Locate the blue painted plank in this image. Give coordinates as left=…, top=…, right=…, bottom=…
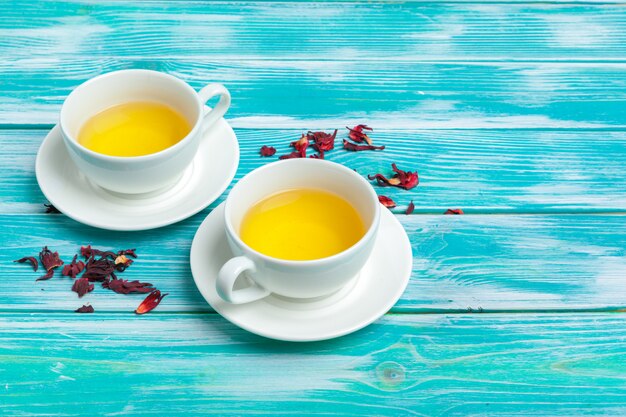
left=2, top=213, right=625, bottom=312
left=2, top=129, right=625, bottom=213
left=1, top=312, right=626, bottom=416
left=2, top=2, right=626, bottom=61
left=2, top=61, right=626, bottom=127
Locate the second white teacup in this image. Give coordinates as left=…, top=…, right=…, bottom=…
left=217, top=159, right=381, bottom=304
left=60, top=69, right=231, bottom=194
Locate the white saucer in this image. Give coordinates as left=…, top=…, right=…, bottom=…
left=190, top=203, right=412, bottom=342
left=35, top=119, right=239, bottom=231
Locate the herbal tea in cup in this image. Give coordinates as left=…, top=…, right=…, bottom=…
left=216, top=159, right=381, bottom=304
left=78, top=101, right=192, bottom=157
left=240, top=188, right=366, bottom=261
left=60, top=69, right=231, bottom=194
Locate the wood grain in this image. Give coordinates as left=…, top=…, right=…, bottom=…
left=2, top=60, right=626, bottom=127
left=1, top=312, right=626, bottom=416
left=2, top=2, right=626, bottom=61
left=2, top=129, right=625, bottom=213
left=3, top=213, right=625, bottom=312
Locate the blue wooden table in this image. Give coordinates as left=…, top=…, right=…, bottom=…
left=2, top=1, right=626, bottom=415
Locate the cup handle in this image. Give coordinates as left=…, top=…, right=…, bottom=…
left=198, top=83, right=231, bottom=135
left=217, top=256, right=270, bottom=304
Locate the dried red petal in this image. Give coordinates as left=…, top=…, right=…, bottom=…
left=368, top=163, right=418, bottom=190
left=343, top=140, right=385, bottom=152
left=117, top=249, right=137, bottom=258
left=62, top=254, right=85, bottom=278
left=135, top=290, right=168, bottom=315
left=444, top=209, right=464, bottom=215
left=75, top=304, right=94, bottom=313
left=80, top=245, right=116, bottom=260
left=290, top=134, right=309, bottom=157
left=39, top=246, right=63, bottom=271
left=309, top=130, right=337, bottom=152
left=347, top=124, right=373, bottom=145
left=378, top=195, right=396, bottom=208
left=72, top=277, right=94, bottom=298
left=405, top=200, right=415, bottom=215
left=14, top=256, right=38, bottom=272
left=82, top=257, right=116, bottom=282
left=279, top=151, right=304, bottom=160
left=309, top=151, right=324, bottom=159
left=103, top=279, right=154, bottom=295
left=37, top=269, right=54, bottom=281
left=260, top=145, right=276, bottom=157
left=44, top=203, right=61, bottom=214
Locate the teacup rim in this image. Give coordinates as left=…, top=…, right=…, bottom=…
left=223, top=158, right=381, bottom=267
left=59, top=69, right=204, bottom=162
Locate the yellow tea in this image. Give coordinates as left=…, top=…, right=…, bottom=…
left=78, top=101, right=191, bottom=157
left=240, top=189, right=366, bottom=261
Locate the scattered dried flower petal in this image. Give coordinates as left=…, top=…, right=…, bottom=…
left=290, top=134, right=309, bottom=157
left=80, top=245, right=116, bottom=260
left=135, top=290, right=168, bottom=315
left=72, top=277, right=94, bottom=298
left=343, top=140, right=385, bottom=152
left=444, top=209, right=464, bottom=215
left=44, top=203, right=61, bottom=214
left=39, top=246, right=63, bottom=272
left=75, top=304, right=94, bottom=313
left=103, top=279, right=154, bottom=295
left=14, top=256, right=38, bottom=272
left=37, top=270, right=54, bottom=281
left=346, top=125, right=373, bottom=145
left=405, top=200, right=415, bottom=215
left=260, top=145, right=276, bottom=157
left=117, top=249, right=137, bottom=258
left=368, top=163, right=418, bottom=190
left=378, top=195, right=396, bottom=208
left=309, top=130, right=337, bottom=152
left=62, top=255, right=85, bottom=278
left=82, top=256, right=116, bottom=282
left=279, top=151, right=304, bottom=160
left=309, top=152, right=324, bottom=159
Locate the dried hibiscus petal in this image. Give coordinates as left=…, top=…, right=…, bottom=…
left=309, top=130, right=337, bottom=152
left=62, top=255, right=85, bottom=278
left=343, top=140, right=385, bottom=152
left=40, top=246, right=63, bottom=271
left=37, top=269, right=54, bottom=281
left=290, top=134, right=309, bottom=156
left=72, top=277, right=94, bottom=298
left=309, top=152, right=324, bottom=159
left=14, top=256, right=38, bottom=272
left=82, top=257, right=116, bottom=282
left=260, top=145, right=276, bottom=157
left=368, top=163, right=418, bottom=190
left=75, top=304, right=94, bottom=313
left=44, top=203, right=61, bottom=214
left=405, top=200, right=415, bottom=215
left=80, top=245, right=116, bottom=260
left=346, top=124, right=373, bottom=145
left=444, top=209, right=464, bottom=215
left=135, top=290, right=168, bottom=315
left=378, top=195, right=396, bottom=208
left=103, top=279, right=154, bottom=295
left=117, top=249, right=137, bottom=258
left=279, top=151, right=303, bottom=160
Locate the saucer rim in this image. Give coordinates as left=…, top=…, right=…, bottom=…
left=35, top=119, right=239, bottom=231
left=190, top=203, right=413, bottom=342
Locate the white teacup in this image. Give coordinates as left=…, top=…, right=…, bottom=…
left=217, top=158, right=381, bottom=304
left=60, top=69, right=231, bottom=194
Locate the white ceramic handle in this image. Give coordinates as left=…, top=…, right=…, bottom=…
left=198, top=83, right=231, bottom=135
left=217, top=256, right=270, bottom=304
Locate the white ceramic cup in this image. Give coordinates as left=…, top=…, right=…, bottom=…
left=217, top=158, right=381, bottom=304
left=60, top=69, right=231, bottom=194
